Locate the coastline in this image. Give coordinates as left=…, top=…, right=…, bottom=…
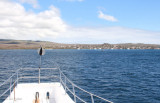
left=0, top=39, right=160, bottom=50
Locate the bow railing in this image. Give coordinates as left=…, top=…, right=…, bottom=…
left=0, top=67, right=113, bottom=103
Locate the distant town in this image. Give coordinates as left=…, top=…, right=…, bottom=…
left=0, top=39, right=160, bottom=50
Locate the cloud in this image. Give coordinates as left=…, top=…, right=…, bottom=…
left=0, top=0, right=67, bottom=40
left=98, top=11, right=118, bottom=22
left=0, top=0, right=160, bottom=44
left=18, top=0, right=39, bottom=8
left=56, top=27, right=160, bottom=44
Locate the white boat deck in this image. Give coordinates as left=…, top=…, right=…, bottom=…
left=3, top=82, right=75, bottom=103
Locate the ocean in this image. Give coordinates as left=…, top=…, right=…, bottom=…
left=0, top=49, right=160, bottom=103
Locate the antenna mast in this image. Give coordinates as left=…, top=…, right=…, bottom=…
left=38, top=46, right=45, bottom=83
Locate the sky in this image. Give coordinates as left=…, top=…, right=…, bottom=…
left=0, top=0, right=160, bottom=44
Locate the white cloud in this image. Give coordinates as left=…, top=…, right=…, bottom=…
left=18, top=0, right=39, bottom=8
left=98, top=11, right=118, bottom=22
left=56, top=27, right=160, bottom=44
left=0, top=0, right=160, bottom=44
left=0, top=0, right=67, bottom=40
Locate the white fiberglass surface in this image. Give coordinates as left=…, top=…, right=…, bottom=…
left=3, top=83, right=74, bottom=103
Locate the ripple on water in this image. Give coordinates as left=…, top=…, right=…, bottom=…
left=0, top=49, right=160, bottom=103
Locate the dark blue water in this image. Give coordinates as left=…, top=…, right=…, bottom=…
left=0, top=49, right=160, bottom=103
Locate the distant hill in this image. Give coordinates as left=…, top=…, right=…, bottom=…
left=0, top=39, right=58, bottom=49
left=0, top=39, right=160, bottom=49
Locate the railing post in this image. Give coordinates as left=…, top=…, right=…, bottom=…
left=59, top=71, right=61, bottom=86
left=39, top=67, right=41, bottom=84
left=14, top=81, right=15, bottom=101
left=72, top=84, right=76, bottom=103
left=65, top=76, right=66, bottom=94
left=91, top=94, right=94, bottom=103
left=10, top=78, right=12, bottom=99
left=17, top=70, right=19, bottom=85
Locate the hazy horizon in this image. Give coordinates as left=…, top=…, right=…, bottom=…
left=1, top=38, right=160, bottom=45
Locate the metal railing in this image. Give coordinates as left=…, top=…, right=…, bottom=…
left=0, top=67, right=113, bottom=103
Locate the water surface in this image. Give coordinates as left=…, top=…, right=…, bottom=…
left=0, top=49, right=160, bottom=103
